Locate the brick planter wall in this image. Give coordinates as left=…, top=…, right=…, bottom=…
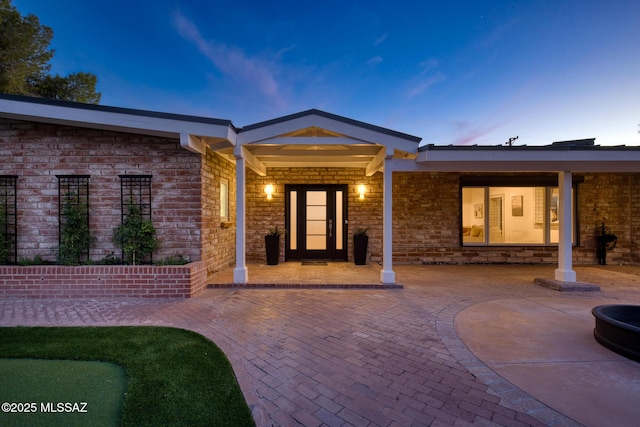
left=0, top=261, right=207, bottom=298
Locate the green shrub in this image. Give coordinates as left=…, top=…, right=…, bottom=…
left=113, top=204, right=159, bottom=265
left=0, top=204, right=10, bottom=264
left=58, top=193, right=93, bottom=265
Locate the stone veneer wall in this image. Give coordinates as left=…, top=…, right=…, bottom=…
left=245, top=168, right=383, bottom=263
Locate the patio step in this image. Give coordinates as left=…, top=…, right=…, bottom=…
left=208, top=283, right=403, bottom=289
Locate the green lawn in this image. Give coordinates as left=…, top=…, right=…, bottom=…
left=0, top=359, right=126, bottom=427
left=0, top=327, right=255, bottom=427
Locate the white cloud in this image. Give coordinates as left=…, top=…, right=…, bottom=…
left=419, top=58, right=439, bottom=73
left=173, top=10, right=281, bottom=102
left=367, top=56, right=383, bottom=66
left=374, top=33, right=388, bottom=46
left=406, top=73, right=445, bottom=98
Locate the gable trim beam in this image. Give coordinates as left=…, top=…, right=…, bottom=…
left=180, top=134, right=207, bottom=155
left=244, top=137, right=372, bottom=146
left=366, top=146, right=394, bottom=176
left=238, top=147, right=267, bottom=176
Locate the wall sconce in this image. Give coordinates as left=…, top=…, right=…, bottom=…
left=264, top=184, right=274, bottom=200
left=358, top=184, right=366, bottom=200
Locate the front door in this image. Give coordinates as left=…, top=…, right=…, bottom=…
left=285, top=185, right=347, bottom=260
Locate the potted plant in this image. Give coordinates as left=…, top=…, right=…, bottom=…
left=265, top=226, right=283, bottom=265
left=353, top=228, right=368, bottom=265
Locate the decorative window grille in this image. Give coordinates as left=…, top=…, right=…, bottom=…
left=57, top=175, right=91, bottom=260
left=0, top=176, right=18, bottom=264
left=119, top=175, right=152, bottom=220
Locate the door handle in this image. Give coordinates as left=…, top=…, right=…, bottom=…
left=329, top=219, right=333, bottom=238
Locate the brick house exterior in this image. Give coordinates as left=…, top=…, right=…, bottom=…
left=2, top=94, right=640, bottom=297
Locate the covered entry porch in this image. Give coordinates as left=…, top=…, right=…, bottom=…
left=219, top=110, right=421, bottom=285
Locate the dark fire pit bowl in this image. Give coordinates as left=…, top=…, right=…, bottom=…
left=592, top=304, right=640, bottom=362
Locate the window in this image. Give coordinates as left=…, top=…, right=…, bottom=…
left=0, top=176, right=17, bottom=264
left=461, top=182, right=576, bottom=246
left=119, top=175, right=152, bottom=221
left=220, top=179, right=229, bottom=222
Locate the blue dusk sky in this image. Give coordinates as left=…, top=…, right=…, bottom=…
left=11, top=0, right=640, bottom=146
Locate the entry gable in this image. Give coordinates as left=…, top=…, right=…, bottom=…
left=232, top=109, right=421, bottom=173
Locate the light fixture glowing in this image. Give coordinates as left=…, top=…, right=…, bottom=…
left=358, top=184, right=366, bottom=200
left=264, top=184, right=274, bottom=200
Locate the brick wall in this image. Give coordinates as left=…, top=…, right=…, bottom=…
left=244, top=169, right=640, bottom=266
left=200, top=149, right=236, bottom=277
left=577, top=173, right=640, bottom=264
left=393, top=172, right=640, bottom=265
left=0, top=119, right=203, bottom=263
left=0, top=261, right=207, bottom=298
left=245, top=168, right=383, bottom=263
left=0, top=119, right=216, bottom=297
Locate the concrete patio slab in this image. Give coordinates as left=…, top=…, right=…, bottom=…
left=456, top=296, right=640, bottom=427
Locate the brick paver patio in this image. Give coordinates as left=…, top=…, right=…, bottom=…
left=1, top=264, right=639, bottom=426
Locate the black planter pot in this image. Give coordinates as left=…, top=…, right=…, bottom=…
left=265, top=234, right=280, bottom=265
left=353, top=235, right=368, bottom=265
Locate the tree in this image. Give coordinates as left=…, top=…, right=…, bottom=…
left=34, top=72, right=100, bottom=104
left=0, top=0, right=101, bottom=103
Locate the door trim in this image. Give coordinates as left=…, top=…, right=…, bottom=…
left=285, top=184, right=348, bottom=261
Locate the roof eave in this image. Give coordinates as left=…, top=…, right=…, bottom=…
left=415, top=146, right=640, bottom=172
left=0, top=93, right=235, bottom=143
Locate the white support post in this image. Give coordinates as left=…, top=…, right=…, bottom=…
left=380, top=152, right=395, bottom=284
left=234, top=147, right=248, bottom=284
left=555, top=171, right=576, bottom=282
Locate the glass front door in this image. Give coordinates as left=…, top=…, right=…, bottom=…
left=285, top=185, right=347, bottom=260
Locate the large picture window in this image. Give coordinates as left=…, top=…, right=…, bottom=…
left=461, top=183, right=575, bottom=246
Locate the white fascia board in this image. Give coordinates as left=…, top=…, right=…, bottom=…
left=415, top=149, right=640, bottom=172
left=238, top=114, right=419, bottom=154
left=0, top=97, right=232, bottom=141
